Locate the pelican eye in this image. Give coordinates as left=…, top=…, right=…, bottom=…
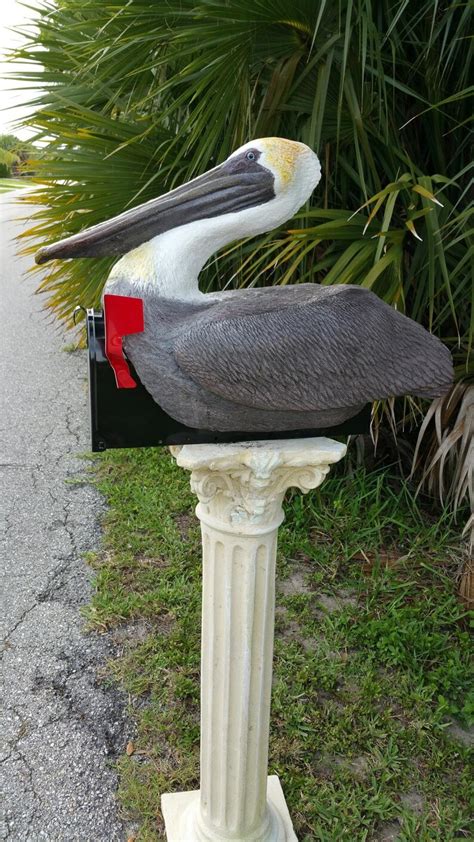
left=246, top=151, right=256, bottom=161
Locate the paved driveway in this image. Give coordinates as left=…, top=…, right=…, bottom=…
left=0, top=193, right=127, bottom=841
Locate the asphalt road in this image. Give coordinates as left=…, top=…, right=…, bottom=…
left=0, top=193, right=128, bottom=841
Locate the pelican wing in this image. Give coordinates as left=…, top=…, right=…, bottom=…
left=174, top=284, right=453, bottom=411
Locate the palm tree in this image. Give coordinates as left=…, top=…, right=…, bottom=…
left=13, top=0, right=473, bottom=509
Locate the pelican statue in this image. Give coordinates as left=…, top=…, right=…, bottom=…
left=36, top=138, right=453, bottom=432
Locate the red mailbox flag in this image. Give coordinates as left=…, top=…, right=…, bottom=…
left=103, top=294, right=144, bottom=388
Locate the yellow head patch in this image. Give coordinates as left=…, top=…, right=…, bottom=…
left=259, top=138, right=304, bottom=188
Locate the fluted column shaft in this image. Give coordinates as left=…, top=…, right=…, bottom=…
left=198, top=512, right=281, bottom=839
left=162, top=438, right=347, bottom=842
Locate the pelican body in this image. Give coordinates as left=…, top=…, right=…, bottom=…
left=36, top=138, right=453, bottom=433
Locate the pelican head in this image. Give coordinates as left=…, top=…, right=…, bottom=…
left=35, top=138, right=321, bottom=266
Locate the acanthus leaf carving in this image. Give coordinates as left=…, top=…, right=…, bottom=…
left=189, top=460, right=333, bottom=527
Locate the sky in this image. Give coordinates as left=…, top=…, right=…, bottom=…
left=0, top=0, right=40, bottom=140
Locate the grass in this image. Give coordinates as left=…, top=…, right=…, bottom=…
left=0, top=177, right=35, bottom=193
left=88, top=449, right=473, bottom=841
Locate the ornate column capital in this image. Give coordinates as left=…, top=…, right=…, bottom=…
left=170, top=437, right=346, bottom=533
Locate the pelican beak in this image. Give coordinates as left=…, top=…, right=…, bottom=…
left=35, top=152, right=274, bottom=264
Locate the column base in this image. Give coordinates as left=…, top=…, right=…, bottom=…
left=161, top=775, right=297, bottom=842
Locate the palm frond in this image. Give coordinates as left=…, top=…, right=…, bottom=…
left=411, top=383, right=474, bottom=521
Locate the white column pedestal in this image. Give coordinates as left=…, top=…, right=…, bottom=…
left=162, top=438, right=346, bottom=842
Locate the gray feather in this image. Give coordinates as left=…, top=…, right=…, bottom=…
left=124, top=283, right=453, bottom=432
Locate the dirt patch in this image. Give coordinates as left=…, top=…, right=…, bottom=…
left=445, top=721, right=474, bottom=747
left=371, top=820, right=400, bottom=841
left=333, top=753, right=370, bottom=780
left=111, top=621, right=152, bottom=646
left=316, top=590, right=358, bottom=614
left=274, top=606, right=318, bottom=652
left=278, top=555, right=316, bottom=596
left=135, top=555, right=169, bottom=568
left=346, top=755, right=370, bottom=779
left=111, top=615, right=175, bottom=650
left=315, top=753, right=370, bottom=781
left=399, top=790, right=425, bottom=814
left=278, top=568, right=308, bottom=596
left=173, top=512, right=195, bottom=541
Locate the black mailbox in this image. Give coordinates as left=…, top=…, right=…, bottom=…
left=86, top=308, right=371, bottom=452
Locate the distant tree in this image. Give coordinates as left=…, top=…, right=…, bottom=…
left=0, top=144, right=20, bottom=177
left=0, top=133, right=21, bottom=150
left=0, top=133, right=36, bottom=175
